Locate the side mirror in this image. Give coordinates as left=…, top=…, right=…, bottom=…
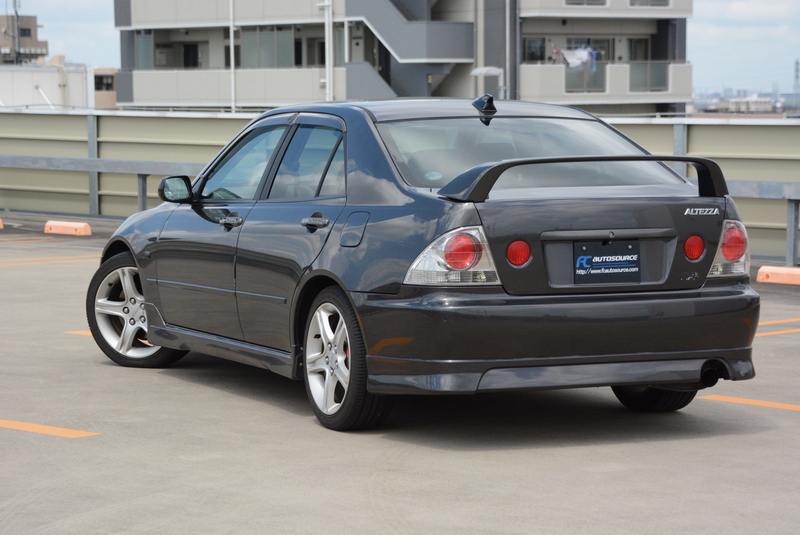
left=158, top=175, right=193, bottom=203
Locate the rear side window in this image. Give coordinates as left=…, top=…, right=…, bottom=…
left=377, top=118, right=683, bottom=191
left=268, top=125, right=344, bottom=199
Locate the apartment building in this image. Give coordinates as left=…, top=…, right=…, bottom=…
left=1, top=14, right=48, bottom=64
left=114, top=0, right=691, bottom=114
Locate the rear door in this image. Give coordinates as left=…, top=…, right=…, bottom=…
left=155, top=117, right=289, bottom=339
left=236, top=113, right=347, bottom=351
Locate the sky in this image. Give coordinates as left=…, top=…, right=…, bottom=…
left=5, top=0, right=800, bottom=95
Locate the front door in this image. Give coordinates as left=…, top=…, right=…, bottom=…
left=155, top=117, right=289, bottom=339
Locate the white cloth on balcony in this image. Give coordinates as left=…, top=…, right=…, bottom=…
left=561, top=49, right=583, bottom=68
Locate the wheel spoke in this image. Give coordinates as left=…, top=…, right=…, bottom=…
left=116, top=322, right=140, bottom=354
left=94, top=298, right=127, bottom=318
left=305, top=349, right=327, bottom=374
left=323, top=372, right=340, bottom=413
left=334, top=363, right=349, bottom=386
left=333, top=317, right=347, bottom=349
left=314, top=306, right=336, bottom=346
left=119, top=268, right=144, bottom=302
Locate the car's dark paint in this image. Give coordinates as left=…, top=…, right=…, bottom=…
left=353, top=281, right=758, bottom=373
left=476, top=195, right=728, bottom=295
left=236, top=196, right=347, bottom=351
left=157, top=202, right=254, bottom=339
left=97, top=98, right=759, bottom=399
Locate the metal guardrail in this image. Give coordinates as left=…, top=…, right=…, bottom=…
left=0, top=154, right=205, bottom=213
left=727, top=180, right=800, bottom=267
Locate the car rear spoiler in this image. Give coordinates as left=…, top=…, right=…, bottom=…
left=437, top=155, right=728, bottom=203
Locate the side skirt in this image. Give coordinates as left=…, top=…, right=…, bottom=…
left=145, top=304, right=296, bottom=379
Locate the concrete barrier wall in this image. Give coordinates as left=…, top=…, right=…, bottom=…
left=0, top=109, right=250, bottom=217
left=612, top=118, right=800, bottom=259
left=1, top=108, right=799, bottom=258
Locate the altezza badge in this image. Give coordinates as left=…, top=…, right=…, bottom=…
left=685, top=208, right=720, bottom=216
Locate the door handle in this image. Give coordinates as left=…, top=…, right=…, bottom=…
left=219, top=212, right=243, bottom=228
left=301, top=216, right=330, bottom=230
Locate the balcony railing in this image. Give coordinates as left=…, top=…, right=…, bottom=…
left=565, top=62, right=606, bottom=93
left=630, top=61, right=669, bottom=92
left=518, top=62, right=691, bottom=103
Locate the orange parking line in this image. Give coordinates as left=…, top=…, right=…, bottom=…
left=755, top=328, right=800, bottom=338
left=699, top=395, right=800, bottom=412
left=65, top=331, right=92, bottom=336
left=0, top=419, right=100, bottom=438
left=759, top=317, right=800, bottom=326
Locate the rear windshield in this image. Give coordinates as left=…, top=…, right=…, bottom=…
left=376, top=117, right=684, bottom=193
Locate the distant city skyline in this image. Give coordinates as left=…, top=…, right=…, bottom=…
left=6, top=0, right=800, bottom=96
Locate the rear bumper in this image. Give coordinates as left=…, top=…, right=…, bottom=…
left=351, top=281, right=759, bottom=394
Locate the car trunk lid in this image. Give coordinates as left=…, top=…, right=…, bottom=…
left=474, top=190, right=728, bottom=295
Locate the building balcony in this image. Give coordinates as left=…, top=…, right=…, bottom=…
left=519, top=61, right=691, bottom=105
left=129, top=67, right=346, bottom=108
left=127, top=0, right=346, bottom=27
left=518, top=0, right=692, bottom=17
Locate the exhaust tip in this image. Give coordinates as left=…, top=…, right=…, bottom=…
left=701, top=368, right=720, bottom=388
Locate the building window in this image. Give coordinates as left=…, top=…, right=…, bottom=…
left=20, top=28, right=32, bottom=37
left=630, top=0, right=669, bottom=5
left=241, top=27, right=294, bottom=68
left=565, top=0, right=606, bottom=5
left=628, top=38, right=649, bottom=61
left=224, top=45, right=241, bottom=68
left=523, top=38, right=545, bottom=63
left=135, top=30, right=153, bottom=69
left=95, top=75, right=115, bottom=91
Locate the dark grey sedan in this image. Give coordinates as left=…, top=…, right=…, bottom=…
left=86, top=96, right=759, bottom=430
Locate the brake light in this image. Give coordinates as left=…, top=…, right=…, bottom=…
left=707, top=220, right=750, bottom=278
left=721, top=226, right=747, bottom=261
left=404, top=227, right=501, bottom=286
left=507, top=240, right=531, bottom=266
left=444, top=233, right=482, bottom=270
left=684, top=235, right=705, bottom=261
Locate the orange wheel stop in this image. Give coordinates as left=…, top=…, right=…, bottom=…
left=44, top=221, right=92, bottom=236
left=756, top=265, right=800, bottom=285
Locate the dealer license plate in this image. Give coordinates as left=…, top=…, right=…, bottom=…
left=573, top=240, right=641, bottom=285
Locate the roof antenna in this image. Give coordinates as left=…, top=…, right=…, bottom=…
left=472, top=94, right=497, bottom=125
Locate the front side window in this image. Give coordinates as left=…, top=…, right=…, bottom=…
left=200, top=126, right=287, bottom=200
left=377, top=118, right=683, bottom=191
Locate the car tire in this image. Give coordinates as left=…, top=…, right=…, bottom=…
left=86, top=252, right=187, bottom=368
left=303, top=286, right=391, bottom=431
left=611, top=385, right=697, bottom=412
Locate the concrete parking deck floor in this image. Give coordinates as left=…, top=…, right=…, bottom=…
left=1, top=220, right=799, bottom=534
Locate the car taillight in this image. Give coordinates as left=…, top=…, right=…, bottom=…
left=404, top=226, right=501, bottom=286
left=684, top=235, right=705, bottom=261
left=507, top=240, right=531, bottom=266
left=721, top=226, right=747, bottom=261
left=444, top=233, right=482, bottom=270
left=708, top=220, right=750, bottom=278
